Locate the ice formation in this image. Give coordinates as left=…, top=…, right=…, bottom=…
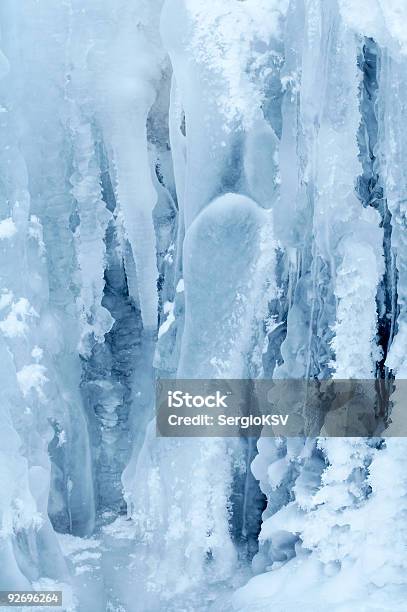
left=1, top=0, right=407, bottom=610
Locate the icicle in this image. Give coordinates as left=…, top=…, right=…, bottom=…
left=9, top=0, right=96, bottom=537
left=0, top=9, right=70, bottom=586
left=69, top=110, right=113, bottom=357
left=251, top=1, right=384, bottom=602
left=95, top=4, right=166, bottom=330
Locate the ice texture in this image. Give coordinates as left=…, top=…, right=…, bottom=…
left=0, top=0, right=407, bottom=611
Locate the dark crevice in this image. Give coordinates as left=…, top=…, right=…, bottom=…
left=357, top=38, right=397, bottom=377
left=80, top=139, right=142, bottom=519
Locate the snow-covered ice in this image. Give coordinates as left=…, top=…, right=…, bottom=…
left=0, top=0, right=407, bottom=610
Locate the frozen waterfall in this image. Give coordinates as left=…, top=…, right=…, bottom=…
left=1, top=0, right=407, bottom=611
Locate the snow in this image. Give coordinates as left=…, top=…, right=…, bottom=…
left=16, top=364, right=48, bottom=399
left=0, top=217, right=16, bottom=239
left=184, top=0, right=288, bottom=127
left=0, top=298, right=38, bottom=337
left=57, top=534, right=101, bottom=557
left=339, top=0, right=407, bottom=56
left=158, top=300, right=175, bottom=338
left=0, top=289, right=13, bottom=310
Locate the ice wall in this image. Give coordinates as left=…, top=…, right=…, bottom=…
left=234, top=2, right=407, bottom=611
left=1, top=0, right=407, bottom=610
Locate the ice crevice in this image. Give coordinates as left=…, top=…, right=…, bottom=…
left=1, top=0, right=407, bottom=611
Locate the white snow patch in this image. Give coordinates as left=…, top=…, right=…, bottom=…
left=339, top=0, right=407, bottom=57
left=57, top=533, right=101, bottom=556
left=31, top=346, right=44, bottom=361
left=57, top=430, right=67, bottom=447
left=0, top=290, right=13, bottom=310
left=71, top=550, right=101, bottom=563
left=0, top=298, right=38, bottom=337
left=158, top=301, right=175, bottom=338
left=16, top=364, right=48, bottom=399
left=75, top=564, right=94, bottom=576
left=186, top=0, right=289, bottom=126
left=29, top=215, right=46, bottom=254
left=0, top=217, right=17, bottom=239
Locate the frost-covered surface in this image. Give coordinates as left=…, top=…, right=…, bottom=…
left=1, top=0, right=407, bottom=610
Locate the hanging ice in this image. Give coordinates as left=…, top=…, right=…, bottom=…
left=0, top=0, right=407, bottom=611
